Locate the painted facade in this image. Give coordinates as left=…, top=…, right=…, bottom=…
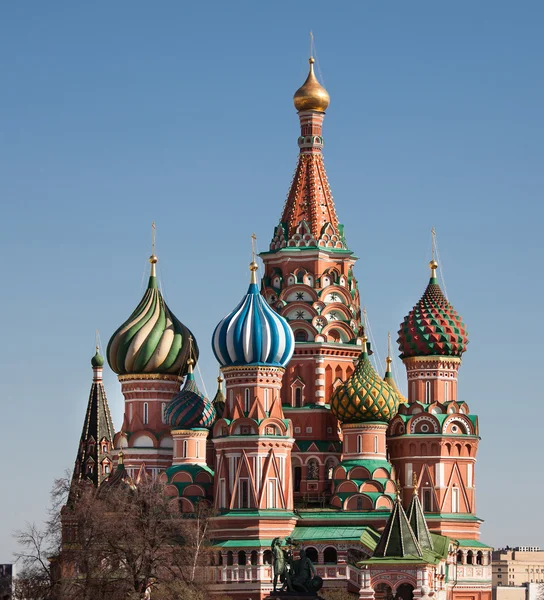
left=65, top=56, right=492, bottom=600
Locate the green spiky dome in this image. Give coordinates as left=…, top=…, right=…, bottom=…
left=107, top=255, right=198, bottom=376
left=330, top=341, right=400, bottom=424
left=398, top=261, right=468, bottom=359
left=91, top=347, right=104, bottom=367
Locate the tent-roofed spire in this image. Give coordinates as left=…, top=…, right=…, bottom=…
left=72, top=346, right=115, bottom=488
left=373, top=483, right=423, bottom=559
left=407, top=473, right=434, bottom=551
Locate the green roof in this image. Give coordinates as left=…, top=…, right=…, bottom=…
left=213, top=539, right=273, bottom=548
left=292, top=526, right=366, bottom=542
left=294, top=440, right=342, bottom=452
left=455, top=539, right=492, bottom=549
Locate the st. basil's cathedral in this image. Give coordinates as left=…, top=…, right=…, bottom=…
left=68, top=57, right=492, bottom=600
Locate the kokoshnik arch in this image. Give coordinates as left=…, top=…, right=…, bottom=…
left=63, top=56, right=491, bottom=600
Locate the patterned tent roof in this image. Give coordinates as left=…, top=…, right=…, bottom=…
left=408, top=490, right=434, bottom=552
left=212, top=264, right=294, bottom=368
left=398, top=262, right=468, bottom=359
left=165, top=368, right=216, bottom=430
left=373, top=497, right=422, bottom=559
left=330, top=341, right=400, bottom=424
left=107, top=255, right=198, bottom=376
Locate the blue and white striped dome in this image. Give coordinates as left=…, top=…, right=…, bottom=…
left=212, top=265, right=295, bottom=368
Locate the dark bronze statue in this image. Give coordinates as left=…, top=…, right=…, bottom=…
left=270, top=537, right=323, bottom=595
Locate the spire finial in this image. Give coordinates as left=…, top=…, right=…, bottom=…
left=249, top=233, right=258, bottom=284
left=412, top=472, right=419, bottom=496
left=149, top=221, right=158, bottom=277
left=118, top=450, right=124, bottom=465
left=187, top=335, right=195, bottom=373
left=310, top=30, right=314, bottom=60
left=395, top=479, right=402, bottom=503
left=217, top=373, right=224, bottom=386
left=361, top=308, right=368, bottom=353
left=429, top=227, right=438, bottom=278
left=386, top=332, right=392, bottom=372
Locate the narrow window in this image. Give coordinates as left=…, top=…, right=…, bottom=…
left=268, top=480, right=276, bottom=508
left=162, top=402, right=166, bottom=423
left=143, top=402, right=149, bottom=425
left=444, top=381, right=449, bottom=403
left=229, top=389, right=233, bottom=411
left=240, top=480, right=249, bottom=508
left=357, top=435, right=362, bottom=454
left=452, top=486, right=459, bottom=513
left=220, top=479, right=226, bottom=508
left=425, top=381, right=431, bottom=403
left=183, top=440, right=188, bottom=458
left=104, top=464, right=110, bottom=474
left=264, top=388, right=269, bottom=412
left=196, top=440, right=200, bottom=458
left=411, top=381, right=416, bottom=401
left=295, top=387, right=302, bottom=407
left=244, top=388, right=250, bottom=413
left=374, top=435, right=378, bottom=453
left=423, top=489, right=432, bottom=512
left=129, top=403, right=133, bottom=421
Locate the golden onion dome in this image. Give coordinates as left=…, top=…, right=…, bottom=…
left=293, top=58, right=330, bottom=112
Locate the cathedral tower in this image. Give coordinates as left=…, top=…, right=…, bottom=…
left=211, top=258, right=297, bottom=540
left=107, top=249, right=198, bottom=477
left=388, top=259, right=480, bottom=539
left=259, top=58, right=363, bottom=502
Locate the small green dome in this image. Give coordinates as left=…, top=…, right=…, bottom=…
left=91, top=347, right=104, bottom=367
left=330, top=340, right=400, bottom=424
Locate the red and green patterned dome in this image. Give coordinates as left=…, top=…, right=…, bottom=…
left=398, top=261, right=468, bottom=360
left=330, top=339, right=400, bottom=424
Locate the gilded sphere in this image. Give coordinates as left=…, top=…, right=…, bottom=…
left=429, top=259, right=438, bottom=270
left=293, top=58, right=330, bottom=113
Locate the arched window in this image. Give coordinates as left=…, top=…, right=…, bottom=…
left=323, top=547, right=337, bottom=564
left=306, top=547, right=318, bottom=563
left=356, top=496, right=363, bottom=510
left=467, top=550, right=474, bottom=565
left=263, top=550, right=273, bottom=565
left=295, top=330, right=308, bottom=342
left=477, top=551, right=484, bottom=565
left=217, top=552, right=223, bottom=566
left=143, top=402, right=149, bottom=425
left=295, top=387, right=302, bottom=407
left=250, top=550, right=258, bottom=565
left=425, top=381, right=431, bottom=403
left=227, top=551, right=233, bottom=566
left=307, top=460, right=319, bottom=480
left=244, top=388, right=250, bottom=413
left=238, top=551, right=247, bottom=566
left=457, top=550, right=464, bottom=564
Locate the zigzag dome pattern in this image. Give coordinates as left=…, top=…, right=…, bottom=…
left=165, top=367, right=216, bottom=430
left=330, top=341, right=401, bottom=424
left=107, top=256, right=198, bottom=376
left=212, top=265, right=295, bottom=368
left=398, top=261, right=468, bottom=359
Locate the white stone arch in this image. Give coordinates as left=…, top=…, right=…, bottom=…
left=410, top=414, right=440, bottom=434
left=443, top=415, right=473, bottom=435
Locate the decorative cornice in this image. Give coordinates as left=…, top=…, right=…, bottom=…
left=118, top=373, right=182, bottom=382
left=403, top=356, right=461, bottom=366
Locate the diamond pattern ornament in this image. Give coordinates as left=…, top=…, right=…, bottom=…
left=398, top=265, right=468, bottom=359
left=330, top=345, right=400, bottom=424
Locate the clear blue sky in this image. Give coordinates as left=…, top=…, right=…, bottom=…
left=1, top=1, right=542, bottom=560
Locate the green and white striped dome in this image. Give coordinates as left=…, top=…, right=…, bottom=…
left=107, top=255, right=198, bottom=376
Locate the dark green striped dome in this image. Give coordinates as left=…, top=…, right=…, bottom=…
left=107, top=256, right=198, bottom=376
